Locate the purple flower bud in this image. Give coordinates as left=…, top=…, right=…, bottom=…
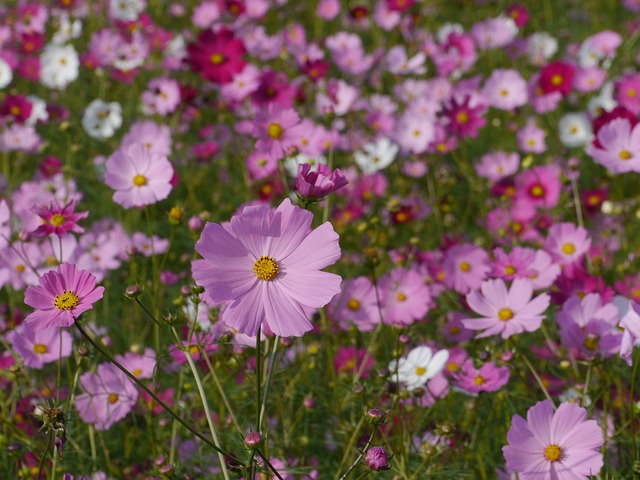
left=244, top=431, right=263, bottom=449
left=295, top=163, right=348, bottom=201
left=365, top=446, right=390, bottom=470
left=366, top=408, right=387, bottom=426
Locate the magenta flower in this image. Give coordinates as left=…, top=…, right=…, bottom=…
left=295, top=163, right=348, bottom=201
left=104, top=143, right=174, bottom=208
left=30, top=199, right=88, bottom=238
left=503, top=400, right=604, bottom=479
left=23, top=263, right=105, bottom=331
left=463, top=278, right=550, bottom=339
left=544, top=222, right=591, bottom=265
left=75, top=363, right=139, bottom=431
left=514, top=165, right=562, bottom=210
left=252, top=104, right=305, bottom=160
left=378, top=267, right=431, bottom=326
left=365, top=446, right=390, bottom=471
left=192, top=199, right=341, bottom=337
left=455, top=361, right=510, bottom=393
left=443, top=244, right=491, bottom=294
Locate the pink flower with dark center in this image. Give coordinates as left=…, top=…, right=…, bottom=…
left=462, top=278, right=550, bottom=339
left=104, top=143, right=174, bottom=208
left=539, top=61, right=576, bottom=97
left=186, top=28, right=247, bottom=84
left=442, top=94, right=487, bottom=139
left=30, top=199, right=88, bottom=238
left=192, top=199, right=341, bottom=337
left=23, top=263, right=105, bottom=331
left=503, top=400, right=604, bottom=479
left=514, top=165, right=561, bottom=209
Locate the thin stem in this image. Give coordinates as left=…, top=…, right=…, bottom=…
left=73, top=320, right=241, bottom=464
left=176, top=327, right=231, bottom=480
left=338, top=428, right=376, bottom=480
left=630, top=349, right=640, bottom=462
left=256, top=327, right=262, bottom=432
left=256, top=449, right=285, bottom=480
left=582, top=361, right=593, bottom=408
left=38, top=431, right=53, bottom=480
left=134, top=298, right=163, bottom=326
left=259, top=336, right=280, bottom=431
left=512, top=341, right=556, bottom=409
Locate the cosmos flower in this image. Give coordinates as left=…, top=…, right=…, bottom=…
left=30, top=199, right=88, bottom=238
left=192, top=199, right=342, bottom=337
left=23, top=263, right=105, bottom=331
left=186, top=28, right=247, bottom=84
left=104, top=143, right=174, bottom=208
left=75, top=362, right=139, bottom=431
left=503, top=400, right=604, bottom=479
left=462, top=278, right=550, bottom=339
left=7, top=323, right=73, bottom=369
left=389, top=345, right=449, bottom=391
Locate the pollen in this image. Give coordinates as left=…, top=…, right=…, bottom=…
left=456, top=111, right=469, bottom=124
left=347, top=298, right=361, bottom=311
left=530, top=184, right=545, bottom=198
left=50, top=213, right=65, bottom=227
left=551, top=74, right=563, bottom=86
left=397, top=293, right=407, bottom=302
left=562, top=243, right=576, bottom=255
left=415, top=366, right=427, bottom=376
left=504, top=265, right=516, bottom=275
left=210, top=53, right=224, bottom=65
left=544, top=444, right=562, bottom=462
left=628, top=88, right=637, bottom=98
left=474, top=375, right=486, bottom=386
left=108, top=393, right=119, bottom=404
left=10, top=106, right=20, bottom=115
left=133, top=369, right=142, bottom=377
left=253, top=256, right=279, bottom=281
left=53, top=290, right=79, bottom=311
left=267, top=123, right=283, bottom=140
left=619, top=150, right=632, bottom=160
left=133, top=174, right=147, bottom=186
left=498, top=308, right=514, bottom=321
left=33, top=344, right=48, bottom=354
left=459, top=261, right=471, bottom=272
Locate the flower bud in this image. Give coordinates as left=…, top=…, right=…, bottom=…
left=244, top=431, right=263, bottom=449
left=168, top=207, right=183, bottom=225
left=366, top=408, right=387, bottom=426
left=365, top=446, right=390, bottom=471
left=125, top=284, right=142, bottom=300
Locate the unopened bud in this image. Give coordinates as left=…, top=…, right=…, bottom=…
left=125, top=284, right=141, bottom=300
left=244, top=432, right=263, bottom=449
left=366, top=408, right=387, bottom=426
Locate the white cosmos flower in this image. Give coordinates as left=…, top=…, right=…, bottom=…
left=354, top=137, right=399, bottom=174
left=39, top=44, right=79, bottom=90
left=588, top=81, right=617, bottom=117
left=527, top=32, right=558, bottom=65
left=26, top=95, right=49, bottom=126
left=558, top=113, right=593, bottom=148
left=389, top=346, right=449, bottom=391
left=0, top=58, right=12, bottom=89
left=52, top=13, right=82, bottom=45
left=109, top=0, right=145, bottom=21
left=82, top=99, right=123, bottom=140
left=284, top=153, right=327, bottom=177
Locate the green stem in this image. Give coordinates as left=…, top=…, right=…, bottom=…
left=512, top=341, right=555, bottom=408
left=256, top=327, right=262, bottom=432
left=256, top=449, right=285, bottom=480
left=258, top=336, right=281, bottom=432
left=338, top=428, right=376, bottom=480
left=73, top=320, right=241, bottom=464
left=38, top=431, right=53, bottom=480
left=630, top=349, right=640, bottom=462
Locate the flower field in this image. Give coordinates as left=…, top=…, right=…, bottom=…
left=1, top=0, right=640, bottom=478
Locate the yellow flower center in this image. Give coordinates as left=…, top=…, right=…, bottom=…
left=16, top=264, right=25, bottom=273
left=189, top=345, right=200, bottom=355
left=628, top=88, right=637, bottom=98
left=267, top=123, right=283, bottom=140
left=397, top=293, right=407, bottom=302
left=474, top=375, right=486, bottom=386
left=500, top=88, right=509, bottom=97
left=210, top=53, right=224, bottom=65
left=132, top=369, right=142, bottom=377
left=551, top=74, right=563, bottom=86
left=347, top=298, right=361, bottom=311
left=10, top=106, right=20, bottom=115
left=415, top=366, right=427, bottom=376
left=530, top=184, right=544, bottom=198
left=583, top=336, right=599, bottom=351
left=562, top=243, right=576, bottom=255
left=456, top=111, right=469, bottom=124
left=449, top=326, right=460, bottom=334
left=133, top=174, right=147, bottom=186
left=253, top=256, right=279, bottom=281
left=108, top=393, right=119, bottom=404
left=619, top=150, right=632, bottom=160
left=504, top=265, right=516, bottom=275
left=544, top=444, right=562, bottom=462
left=498, top=308, right=514, bottom=321
left=50, top=214, right=65, bottom=227
left=33, top=344, right=48, bottom=354
left=53, top=290, right=79, bottom=311
left=459, top=261, right=471, bottom=272
left=447, top=362, right=459, bottom=372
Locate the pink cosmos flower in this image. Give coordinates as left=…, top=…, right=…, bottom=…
left=443, top=244, right=491, bottom=294
left=192, top=199, right=342, bottom=337
left=378, top=267, right=431, bottom=326
left=463, top=278, right=550, bottom=339
left=482, top=69, right=528, bottom=111
left=75, top=363, right=139, bottom=431
left=30, top=199, right=88, bottom=238
left=23, top=263, right=105, bottom=331
left=115, top=349, right=156, bottom=379
left=329, top=277, right=381, bottom=332
left=514, top=165, right=561, bottom=210
left=503, top=400, right=604, bottom=479
left=104, top=143, right=174, bottom=208
left=455, top=361, right=510, bottom=393
left=252, top=104, right=305, bottom=160
left=295, top=163, right=348, bottom=201
left=544, top=222, right=591, bottom=265
left=517, top=118, right=547, bottom=154
left=7, top=323, right=73, bottom=369
left=475, top=151, right=520, bottom=182
left=586, top=118, right=640, bottom=173
left=491, top=247, right=537, bottom=281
